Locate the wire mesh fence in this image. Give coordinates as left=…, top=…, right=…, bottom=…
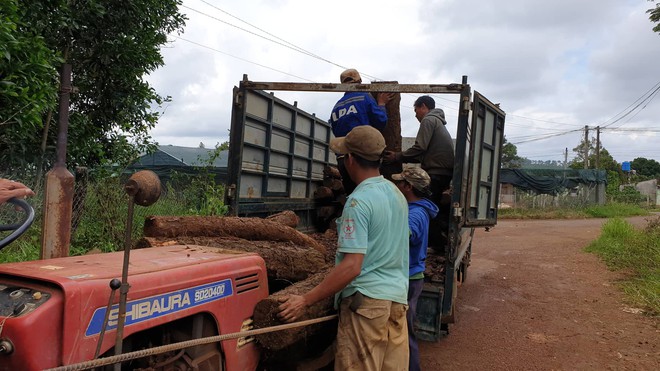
left=499, top=183, right=606, bottom=209
left=1, top=167, right=222, bottom=260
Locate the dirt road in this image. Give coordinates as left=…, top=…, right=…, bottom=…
left=420, top=216, right=659, bottom=371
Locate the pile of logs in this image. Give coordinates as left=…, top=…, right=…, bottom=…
left=138, top=211, right=338, bottom=358
left=314, top=166, right=346, bottom=231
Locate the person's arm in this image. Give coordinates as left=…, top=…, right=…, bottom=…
left=278, top=252, right=363, bottom=322
left=408, top=208, right=425, bottom=248
left=366, top=94, right=389, bottom=131
left=0, top=179, right=34, bottom=204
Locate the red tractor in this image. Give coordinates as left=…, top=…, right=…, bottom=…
left=0, top=175, right=270, bottom=371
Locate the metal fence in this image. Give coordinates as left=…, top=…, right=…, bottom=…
left=499, top=183, right=606, bottom=209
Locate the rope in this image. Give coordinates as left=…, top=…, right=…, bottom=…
left=45, top=314, right=338, bottom=371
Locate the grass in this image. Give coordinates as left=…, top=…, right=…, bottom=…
left=585, top=217, right=660, bottom=317
left=0, top=187, right=197, bottom=263
left=499, top=202, right=650, bottom=220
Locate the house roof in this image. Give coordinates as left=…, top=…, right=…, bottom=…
left=134, top=145, right=228, bottom=168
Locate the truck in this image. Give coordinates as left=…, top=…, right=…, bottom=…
left=0, top=75, right=505, bottom=370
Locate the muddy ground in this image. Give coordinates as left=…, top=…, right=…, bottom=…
left=420, top=216, right=659, bottom=371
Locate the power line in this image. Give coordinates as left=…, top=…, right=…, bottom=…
left=186, top=2, right=353, bottom=73
left=601, top=127, right=660, bottom=133
left=509, top=129, right=582, bottom=145
left=601, top=80, right=660, bottom=128
left=506, top=113, right=583, bottom=127
left=171, top=36, right=315, bottom=82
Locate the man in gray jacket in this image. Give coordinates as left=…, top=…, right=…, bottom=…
left=384, top=95, right=454, bottom=250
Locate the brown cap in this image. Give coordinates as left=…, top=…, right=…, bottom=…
left=392, top=167, right=431, bottom=192
left=330, top=125, right=385, bottom=161
left=340, top=69, right=362, bottom=83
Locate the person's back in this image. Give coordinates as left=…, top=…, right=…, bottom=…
left=392, top=166, right=438, bottom=371
left=330, top=91, right=388, bottom=137
left=329, top=68, right=392, bottom=195
left=336, top=175, right=409, bottom=304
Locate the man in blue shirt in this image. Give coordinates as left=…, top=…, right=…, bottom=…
left=279, top=125, right=410, bottom=371
left=392, top=167, right=439, bottom=371
left=330, top=69, right=393, bottom=194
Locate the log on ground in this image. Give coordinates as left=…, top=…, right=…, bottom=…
left=253, top=268, right=336, bottom=351
left=143, top=216, right=326, bottom=255
left=137, top=236, right=327, bottom=282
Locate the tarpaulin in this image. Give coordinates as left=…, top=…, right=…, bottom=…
left=500, top=169, right=607, bottom=196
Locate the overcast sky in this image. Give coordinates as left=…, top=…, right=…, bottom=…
left=146, top=0, right=660, bottom=164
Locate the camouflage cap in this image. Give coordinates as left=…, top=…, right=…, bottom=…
left=392, top=167, right=431, bottom=192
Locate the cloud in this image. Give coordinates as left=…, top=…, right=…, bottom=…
left=145, top=0, right=660, bottom=162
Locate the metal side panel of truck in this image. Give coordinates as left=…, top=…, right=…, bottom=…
left=225, top=75, right=506, bottom=341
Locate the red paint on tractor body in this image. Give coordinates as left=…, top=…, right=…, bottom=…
left=0, top=245, right=268, bottom=370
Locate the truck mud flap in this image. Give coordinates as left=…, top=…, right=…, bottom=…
left=415, top=282, right=445, bottom=342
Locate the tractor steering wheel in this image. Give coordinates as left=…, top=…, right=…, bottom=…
left=0, top=198, right=35, bottom=250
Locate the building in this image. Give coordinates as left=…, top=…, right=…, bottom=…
left=127, top=145, right=229, bottom=184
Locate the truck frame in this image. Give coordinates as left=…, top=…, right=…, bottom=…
left=225, top=75, right=506, bottom=340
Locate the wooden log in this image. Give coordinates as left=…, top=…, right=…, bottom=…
left=323, top=165, right=341, bottom=179
left=372, top=81, right=403, bottom=180
left=323, top=178, right=344, bottom=192
left=316, top=206, right=336, bottom=219
left=253, top=268, right=336, bottom=351
left=313, top=186, right=334, bottom=200
left=137, top=236, right=327, bottom=282
left=424, top=251, right=446, bottom=283
left=143, top=216, right=326, bottom=255
left=265, top=210, right=300, bottom=228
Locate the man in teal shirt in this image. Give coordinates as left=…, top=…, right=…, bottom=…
left=279, top=125, right=410, bottom=370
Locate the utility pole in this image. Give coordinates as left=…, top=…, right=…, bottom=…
left=595, top=126, right=601, bottom=205
left=563, top=147, right=568, bottom=182
left=595, top=126, right=600, bottom=169
left=583, top=125, right=589, bottom=169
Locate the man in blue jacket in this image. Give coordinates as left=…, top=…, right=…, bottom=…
left=392, top=167, right=439, bottom=371
left=330, top=68, right=393, bottom=194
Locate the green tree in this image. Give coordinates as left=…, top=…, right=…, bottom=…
left=501, top=136, right=523, bottom=168
left=216, top=140, right=230, bottom=151
left=569, top=135, right=596, bottom=169
left=0, top=0, right=60, bottom=169
left=1, top=0, right=186, bottom=173
left=630, top=157, right=660, bottom=178
left=649, top=0, right=660, bottom=33
left=569, top=136, right=619, bottom=173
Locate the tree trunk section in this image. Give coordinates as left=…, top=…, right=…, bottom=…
left=137, top=236, right=327, bottom=282
left=372, top=81, right=403, bottom=179
left=253, top=268, right=336, bottom=351
left=265, top=210, right=300, bottom=228
left=314, top=186, right=334, bottom=200
left=323, top=165, right=341, bottom=179
left=143, top=216, right=326, bottom=255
